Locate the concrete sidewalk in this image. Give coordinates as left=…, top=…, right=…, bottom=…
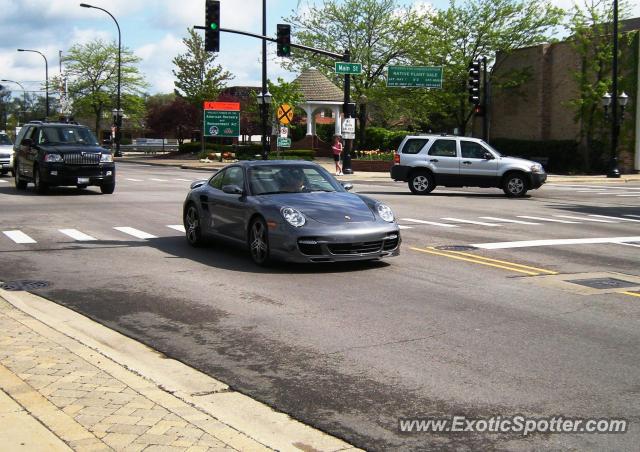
left=115, top=153, right=640, bottom=184
left=0, top=289, right=358, bottom=452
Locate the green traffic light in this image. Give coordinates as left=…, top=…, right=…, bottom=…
left=210, top=23, right=218, bottom=30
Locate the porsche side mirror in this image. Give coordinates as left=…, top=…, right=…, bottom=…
left=190, top=180, right=206, bottom=190
left=222, top=184, right=244, bottom=195
left=342, top=182, right=353, bottom=191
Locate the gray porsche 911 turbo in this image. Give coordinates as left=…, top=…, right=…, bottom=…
left=182, top=160, right=401, bottom=265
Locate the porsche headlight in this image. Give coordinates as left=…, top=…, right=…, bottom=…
left=281, top=207, right=306, bottom=227
left=101, top=153, right=113, bottom=163
left=530, top=163, right=544, bottom=173
left=377, top=203, right=395, bottom=222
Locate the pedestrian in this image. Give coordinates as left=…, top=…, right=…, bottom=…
left=332, top=135, right=343, bottom=175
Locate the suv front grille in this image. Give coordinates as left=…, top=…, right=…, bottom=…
left=328, top=241, right=383, bottom=255
left=64, top=152, right=101, bottom=165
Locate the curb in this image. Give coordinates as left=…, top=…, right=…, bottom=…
left=0, top=289, right=358, bottom=452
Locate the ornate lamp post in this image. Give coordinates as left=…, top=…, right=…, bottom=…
left=602, top=91, right=630, bottom=177
left=80, top=3, right=122, bottom=156
left=257, top=91, right=272, bottom=160
left=16, top=49, right=48, bottom=118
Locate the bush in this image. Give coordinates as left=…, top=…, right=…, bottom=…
left=362, top=127, right=411, bottom=151
left=489, top=138, right=581, bottom=173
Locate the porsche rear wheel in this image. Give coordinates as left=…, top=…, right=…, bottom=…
left=184, top=204, right=204, bottom=247
left=249, top=217, right=270, bottom=266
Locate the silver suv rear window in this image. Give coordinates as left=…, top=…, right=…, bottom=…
left=401, top=138, right=429, bottom=154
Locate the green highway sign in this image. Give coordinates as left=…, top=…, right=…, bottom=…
left=204, top=110, right=240, bottom=137
left=277, top=137, right=292, bottom=148
left=335, top=62, right=362, bottom=75
left=387, top=66, right=443, bottom=88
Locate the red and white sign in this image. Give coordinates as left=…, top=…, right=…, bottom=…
left=203, top=101, right=240, bottom=111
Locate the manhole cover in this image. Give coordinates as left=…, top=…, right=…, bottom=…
left=435, top=245, right=478, bottom=251
left=0, top=280, right=50, bottom=291
left=567, top=277, right=638, bottom=290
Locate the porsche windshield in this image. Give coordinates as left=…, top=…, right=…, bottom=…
left=40, top=127, right=99, bottom=146
left=248, top=165, right=339, bottom=195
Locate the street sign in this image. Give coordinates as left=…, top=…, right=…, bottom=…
left=204, top=110, right=240, bottom=137
left=276, top=103, right=294, bottom=125
left=335, top=62, right=362, bottom=75
left=387, top=66, right=443, bottom=88
left=203, top=101, right=240, bottom=111
left=342, top=118, right=356, bottom=134
left=279, top=126, right=288, bottom=138
left=277, top=137, right=291, bottom=147
left=342, top=133, right=356, bottom=140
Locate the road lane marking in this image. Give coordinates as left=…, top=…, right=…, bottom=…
left=622, top=291, right=640, bottom=298
left=617, top=194, right=640, bottom=197
left=113, top=227, right=157, bottom=240
left=615, top=242, right=640, bottom=248
left=441, top=218, right=501, bottom=227
left=398, top=225, right=413, bottom=230
left=410, top=247, right=542, bottom=275
left=58, top=229, right=97, bottom=241
left=589, top=214, right=640, bottom=223
left=479, top=216, right=540, bottom=225
left=125, top=178, right=143, bottom=182
left=2, top=230, right=37, bottom=244
left=402, top=218, right=458, bottom=228
left=175, top=178, right=193, bottom=182
left=472, top=236, right=640, bottom=249
left=150, top=178, right=168, bottom=182
left=429, top=247, right=557, bottom=274
left=554, top=215, right=618, bottom=223
left=167, top=225, right=186, bottom=232
left=0, top=180, right=8, bottom=183
left=517, top=215, right=580, bottom=224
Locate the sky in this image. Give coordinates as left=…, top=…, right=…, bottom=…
left=0, top=0, right=638, bottom=100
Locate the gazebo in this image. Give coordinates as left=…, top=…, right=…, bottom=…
left=291, top=69, right=344, bottom=154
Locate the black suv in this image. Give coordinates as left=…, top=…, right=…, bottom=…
left=13, top=121, right=116, bottom=194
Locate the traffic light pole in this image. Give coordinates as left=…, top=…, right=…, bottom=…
left=482, top=57, right=488, bottom=142
left=342, top=50, right=353, bottom=174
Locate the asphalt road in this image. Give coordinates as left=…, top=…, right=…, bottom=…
left=1, top=163, right=639, bottom=451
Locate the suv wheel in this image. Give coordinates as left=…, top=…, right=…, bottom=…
left=503, top=172, right=528, bottom=198
left=33, top=166, right=48, bottom=194
left=14, top=167, right=27, bottom=189
left=100, top=182, right=116, bottom=194
left=409, top=171, right=435, bottom=195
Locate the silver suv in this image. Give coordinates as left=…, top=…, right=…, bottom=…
left=391, top=134, right=546, bottom=197
left=0, top=132, right=14, bottom=177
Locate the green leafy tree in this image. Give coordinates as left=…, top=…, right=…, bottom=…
left=172, top=28, right=234, bottom=109
left=411, top=0, right=564, bottom=134
left=59, top=39, right=148, bottom=134
left=566, top=0, right=632, bottom=171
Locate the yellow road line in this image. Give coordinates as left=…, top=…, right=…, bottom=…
left=621, top=291, right=640, bottom=298
left=426, top=247, right=558, bottom=275
left=410, top=246, right=541, bottom=275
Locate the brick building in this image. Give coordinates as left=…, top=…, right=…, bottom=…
left=485, top=22, right=639, bottom=172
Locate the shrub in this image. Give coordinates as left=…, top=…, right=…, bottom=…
left=362, top=127, right=411, bottom=151
left=490, top=138, right=581, bottom=173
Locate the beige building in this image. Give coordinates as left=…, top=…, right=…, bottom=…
left=487, top=23, right=640, bottom=172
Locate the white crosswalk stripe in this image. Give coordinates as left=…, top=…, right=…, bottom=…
left=441, top=218, right=501, bottom=227
left=58, top=229, right=97, bottom=241
left=398, top=225, right=413, bottom=230
left=401, top=218, right=458, bottom=228
left=175, top=178, right=193, bottom=182
left=554, top=215, right=618, bottom=223
left=167, top=225, right=186, bottom=232
left=0, top=179, right=9, bottom=184
left=589, top=214, right=640, bottom=223
left=125, top=178, right=143, bottom=182
left=150, top=178, right=168, bottom=182
left=479, top=216, right=540, bottom=225
left=3, top=230, right=37, bottom=244
left=113, top=227, right=157, bottom=239
left=517, top=215, right=580, bottom=224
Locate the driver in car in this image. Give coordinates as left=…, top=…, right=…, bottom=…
left=281, top=168, right=306, bottom=193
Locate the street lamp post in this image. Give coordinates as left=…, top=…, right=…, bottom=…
left=1, top=79, right=27, bottom=123
left=16, top=49, right=48, bottom=118
left=607, top=0, right=621, bottom=178
left=257, top=91, right=272, bottom=159
left=358, top=94, right=367, bottom=155
left=80, top=3, right=122, bottom=157
left=602, top=91, right=630, bottom=173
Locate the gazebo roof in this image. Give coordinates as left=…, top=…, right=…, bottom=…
left=294, top=68, right=343, bottom=102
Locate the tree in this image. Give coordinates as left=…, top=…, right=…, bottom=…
left=60, top=39, right=147, bottom=134
left=566, top=0, right=633, bottom=172
left=172, top=28, right=234, bottom=109
left=145, top=95, right=199, bottom=144
left=285, top=0, right=423, bottom=103
left=412, top=0, right=564, bottom=134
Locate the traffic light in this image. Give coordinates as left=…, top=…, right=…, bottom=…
left=205, top=0, right=220, bottom=52
left=343, top=102, right=356, bottom=117
left=473, top=104, right=485, bottom=116
left=277, top=24, right=291, bottom=57
left=467, top=60, right=481, bottom=105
